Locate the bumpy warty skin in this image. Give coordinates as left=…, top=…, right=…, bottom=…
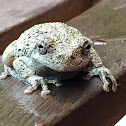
left=0, top=22, right=118, bottom=95
left=3, top=22, right=92, bottom=72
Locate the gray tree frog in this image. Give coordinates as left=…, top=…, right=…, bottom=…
left=0, top=22, right=118, bottom=95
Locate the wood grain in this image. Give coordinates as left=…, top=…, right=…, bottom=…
left=1, top=40, right=126, bottom=126
left=56, top=0, right=126, bottom=125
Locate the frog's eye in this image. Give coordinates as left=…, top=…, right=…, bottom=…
left=37, top=44, right=43, bottom=48
left=37, top=43, right=47, bottom=55
left=82, top=41, right=91, bottom=55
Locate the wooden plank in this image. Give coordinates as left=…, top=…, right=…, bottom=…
left=0, top=0, right=94, bottom=55
left=1, top=39, right=126, bottom=126
left=67, top=0, right=126, bottom=40
left=0, top=0, right=126, bottom=126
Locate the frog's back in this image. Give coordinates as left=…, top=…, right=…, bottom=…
left=13, top=23, right=71, bottom=58
left=16, top=22, right=92, bottom=72
left=2, top=40, right=17, bottom=66
left=3, top=22, right=92, bottom=71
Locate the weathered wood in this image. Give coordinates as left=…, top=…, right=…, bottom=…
left=0, top=0, right=126, bottom=126
left=1, top=39, right=126, bottom=126
left=67, top=0, right=126, bottom=40
left=0, top=0, right=95, bottom=55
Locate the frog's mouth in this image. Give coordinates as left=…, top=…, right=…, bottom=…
left=63, top=54, right=90, bottom=72
left=58, top=41, right=91, bottom=72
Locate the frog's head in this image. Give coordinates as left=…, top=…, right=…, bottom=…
left=62, top=39, right=91, bottom=72
left=35, top=37, right=92, bottom=72
left=34, top=33, right=92, bottom=72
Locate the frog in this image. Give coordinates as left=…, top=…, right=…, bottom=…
left=0, top=22, right=118, bottom=95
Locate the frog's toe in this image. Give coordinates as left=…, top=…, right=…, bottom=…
left=85, top=66, right=118, bottom=92
left=24, top=86, right=35, bottom=94
left=103, top=83, right=110, bottom=92
left=98, top=67, right=118, bottom=92
left=112, top=85, right=117, bottom=92
left=106, top=73, right=118, bottom=92
left=0, top=72, right=8, bottom=79
left=24, top=89, right=33, bottom=94
left=41, top=90, right=51, bottom=96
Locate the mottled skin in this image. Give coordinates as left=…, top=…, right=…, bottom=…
left=0, top=22, right=117, bottom=95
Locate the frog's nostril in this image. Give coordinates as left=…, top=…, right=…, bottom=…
left=37, top=44, right=43, bottom=48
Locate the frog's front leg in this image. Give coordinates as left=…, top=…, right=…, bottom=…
left=25, top=75, right=50, bottom=95
left=0, top=69, right=9, bottom=79
left=12, top=56, right=50, bottom=95
left=84, top=47, right=118, bottom=92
